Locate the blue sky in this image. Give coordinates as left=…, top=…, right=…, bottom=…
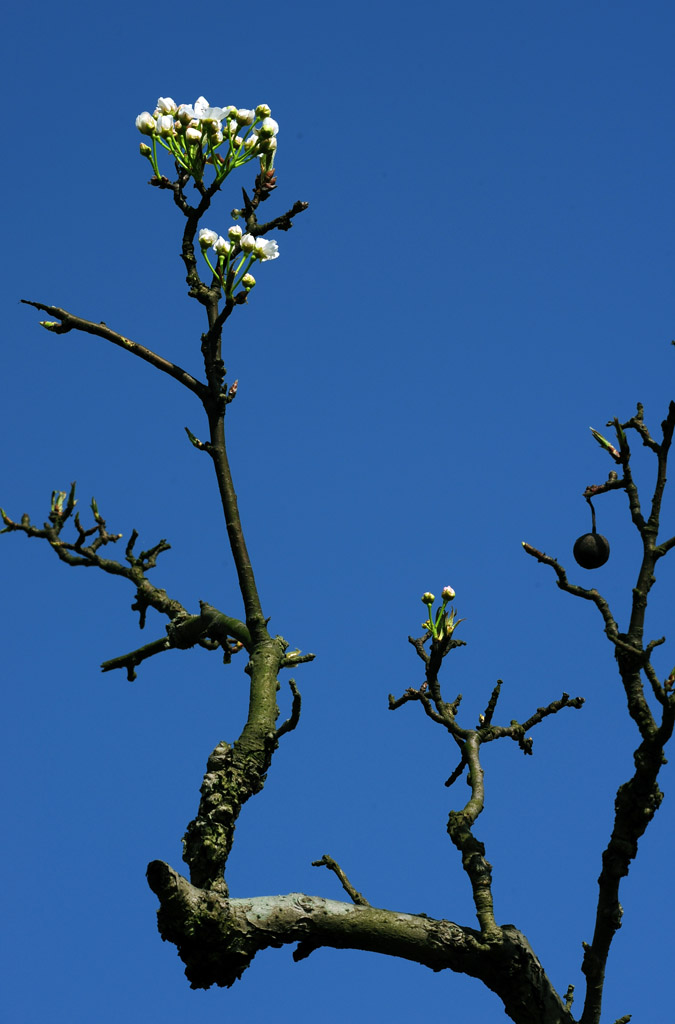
left=3, top=2, right=675, bottom=1021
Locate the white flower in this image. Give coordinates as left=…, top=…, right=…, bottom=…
left=228, top=225, right=243, bottom=241
left=198, top=228, right=218, bottom=248
left=193, top=96, right=210, bottom=119
left=256, top=104, right=272, bottom=118
left=157, top=97, right=177, bottom=114
left=186, top=125, right=202, bottom=143
left=135, top=112, right=156, bottom=135
left=260, top=117, right=279, bottom=137
left=254, top=237, right=279, bottom=261
left=244, top=133, right=259, bottom=152
left=242, top=273, right=256, bottom=288
left=155, top=114, right=175, bottom=137
left=240, top=233, right=256, bottom=253
left=213, top=236, right=231, bottom=256
left=176, top=104, right=194, bottom=124
left=235, top=108, right=255, bottom=125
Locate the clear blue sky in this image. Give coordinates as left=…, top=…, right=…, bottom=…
left=3, top=2, right=674, bottom=1022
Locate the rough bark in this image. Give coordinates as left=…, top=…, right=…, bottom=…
left=147, top=860, right=575, bottom=1024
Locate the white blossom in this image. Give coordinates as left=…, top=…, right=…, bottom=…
left=176, top=104, right=194, bottom=124
left=228, top=225, right=243, bottom=241
left=254, top=237, right=279, bottom=261
left=193, top=96, right=210, bottom=119
left=198, top=228, right=218, bottom=248
left=260, top=117, right=279, bottom=137
left=155, top=114, right=175, bottom=137
left=240, top=234, right=256, bottom=253
left=157, top=97, right=177, bottom=114
left=186, top=125, right=202, bottom=143
left=241, top=273, right=256, bottom=288
left=235, top=108, right=255, bottom=125
left=213, top=236, right=231, bottom=256
left=256, top=104, right=271, bottom=118
left=135, top=112, right=156, bottom=135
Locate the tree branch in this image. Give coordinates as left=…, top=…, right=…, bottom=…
left=146, top=861, right=576, bottom=1024
left=312, top=854, right=371, bottom=906
left=21, top=300, right=207, bottom=398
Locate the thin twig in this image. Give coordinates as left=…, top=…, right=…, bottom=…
left=311, top=855, right=370, bottom=906
left=21, top=301, right=207, bottom=398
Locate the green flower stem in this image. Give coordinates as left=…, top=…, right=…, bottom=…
left=202, top=251, right=218, bottom=279
left=150, top=138, right=161, bottom=178
left=231, top=254, right=255, bottom=293
left=434, top=598, right=449, bottom=634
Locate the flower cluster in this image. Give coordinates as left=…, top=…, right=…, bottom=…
left=198, top=224, right=279, bottom=298
left=421, top=586, right=463, bottom=641
left=135, top=96, right=279, bottom=184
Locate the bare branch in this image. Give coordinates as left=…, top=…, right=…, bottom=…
left=1, top=489, right=188, bottom=625
left=146, top=862, right=575, bottom=1023
left=521, top=542, right=619, bottom=640
left=311, top=854, right=370, bottom=906
left=275, top=679, right=302, bottom=739
left=21, top=300, right=207, bottom=398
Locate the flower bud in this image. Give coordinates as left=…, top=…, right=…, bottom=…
left=228, top=225, right=243, bottom=241
left=198, top=228, right=218, bottom=248
left=242, top=273, right=256, bottom=289
left=213, top=236, right=231, bottom=256
left=260, top=116, right=279, bottom=137
left=186, top=125, right=202, bottom=143
left=421, top=593, right=435, bottom=605
left=139, top=143, right=152, bottom=156
left=235, top=108, right=255, bottom=125
left=240, top=233, right=256, bottom=253
left=244, top=133, right=259, bottom=151
left=135, top=112, right=156, bottom=135
left=176, top=104, right=194, bottom=124
left=256, top=104, right=272, bottom=118
left=157, top=96, right=177, bottom=114
left=155, top=114, right=175, bottom=137
left=441, top=586, right=456, bottom=601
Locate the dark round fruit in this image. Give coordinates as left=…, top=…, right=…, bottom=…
left=573, top=533, right=610, bottom=569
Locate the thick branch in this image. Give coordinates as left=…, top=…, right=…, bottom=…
left=181, top=636, right=287, bottom=891
left=580, top=706, right=675, bottom=1024
left=146, top=861, right=575, bottom=1024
